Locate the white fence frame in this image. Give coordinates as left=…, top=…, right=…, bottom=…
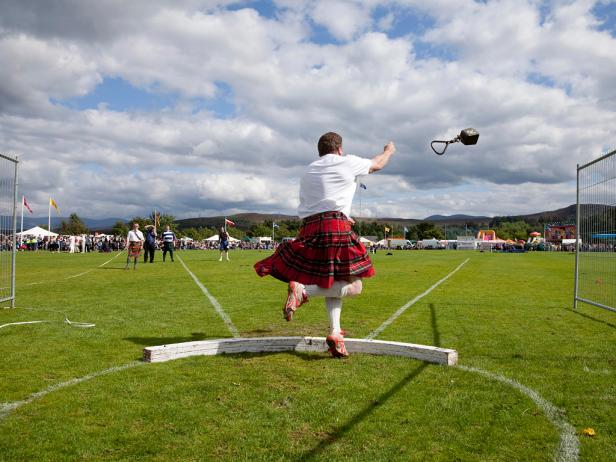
left=574, top=149, right=616, bottom=313
left=0, top=153, right=18, bottom=308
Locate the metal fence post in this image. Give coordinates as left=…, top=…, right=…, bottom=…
left=11, top=156, right=18, bottom=307
left=574, top=163, right=580, bottom=310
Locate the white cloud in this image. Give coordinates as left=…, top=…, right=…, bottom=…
left=311, top=0, right=373, bottom=41
left=0, top=0, right=615, bottom=221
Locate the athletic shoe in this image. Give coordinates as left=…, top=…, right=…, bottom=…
left=283, top=281, right=308, bottom=321
left=326, top=333, right=349, bottom=358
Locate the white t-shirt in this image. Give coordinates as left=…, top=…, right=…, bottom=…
left=298, top=154, right=372, bottom=219
left=127, top=230, right=144, bottom=242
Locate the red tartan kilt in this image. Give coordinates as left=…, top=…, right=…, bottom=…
left=254, top=211, right=375, bottom=288
left=128, top=242, right=142, bottom=257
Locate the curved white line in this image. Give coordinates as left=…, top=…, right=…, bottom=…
left=0, top=362, right=143, bottom=421
left=457, top=365, right=579, bottom=462
left=177, top=256, right=240, bottom=338
left=0, top=357, right=580, bottom=462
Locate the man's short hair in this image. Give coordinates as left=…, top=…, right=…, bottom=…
left=318, top=132, right=342, bottom=156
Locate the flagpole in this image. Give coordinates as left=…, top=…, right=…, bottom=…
left=359, top=186, right=362, bottom=238
left=20, top=195, right=24, bottom=236
left=48, top=196, right=51, bottom=233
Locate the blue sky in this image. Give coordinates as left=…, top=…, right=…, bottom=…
left=55, top=77, right=238, bottom=118
left=1, top=0, right=615, bottom=219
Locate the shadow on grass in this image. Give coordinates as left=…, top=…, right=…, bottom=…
left=567, top=307, right=616, bottom=330
left=430, top=303, right=441, bottom=347
left=243, top=328, right=275, bottom=335
left=297, top=362, right=429, bottom=461
left=124, top=332, right=211, bottom=346
left=297, top=304, right=442, bottom=460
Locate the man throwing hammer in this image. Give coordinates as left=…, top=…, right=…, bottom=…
left=255, top=132, right=395, bottom=357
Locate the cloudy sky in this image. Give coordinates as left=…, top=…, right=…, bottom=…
left=1, top=0, right=615, bottom=220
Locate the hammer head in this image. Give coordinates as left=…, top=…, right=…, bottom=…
left=459, top=128, right=479, bottom=145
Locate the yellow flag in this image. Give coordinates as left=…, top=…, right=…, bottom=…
left=384, top=227, right=390, bottom=232
left=50, top=198, right=60, bottom=212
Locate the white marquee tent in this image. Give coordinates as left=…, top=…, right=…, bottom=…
left=205, top=234, right=240, bottom=242
left=17, top=226, right=58, bottom=238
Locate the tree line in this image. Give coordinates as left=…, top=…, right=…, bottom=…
left=48, top=213, right=547, bottom=242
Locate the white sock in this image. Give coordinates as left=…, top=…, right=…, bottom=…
left=325, top=297, right=342, bottom=335
left=305, top=281, right=346, bottom=298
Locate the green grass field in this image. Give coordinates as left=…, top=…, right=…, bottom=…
left=1, top=250, right=614, bottom=461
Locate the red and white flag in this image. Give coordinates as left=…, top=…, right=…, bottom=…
left=225, top=218, right=236, bottom=227
left=23, top=197, right=33, bottom=214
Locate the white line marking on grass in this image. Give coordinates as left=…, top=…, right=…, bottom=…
left=0, top=362, right=143, bottom=421
left=177, top=256, right=240, bottom=338
left=65, top=252, right=121, bottom=279
left=65, top=269, right=94, bottom=279
left=98, top=252, right=122, bottom=267
left=20, top=253, right=123, bottom=285
left=457, top=365, right=579, bottom=462
left=366, top=258, right=470, bottom=340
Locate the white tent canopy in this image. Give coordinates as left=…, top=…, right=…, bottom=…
left=17, top=226, right=58, bottom=238
left=205, top=234, right=240, bottom=242
left=256, top=236, right=272, bottom=242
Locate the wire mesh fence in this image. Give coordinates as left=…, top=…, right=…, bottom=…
left=575, top=149, right=616, bottom=313
left=0, top=153, right=18, bottom=307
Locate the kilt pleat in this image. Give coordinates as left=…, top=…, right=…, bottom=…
left=254, top=211, right=375, bottom=288
left=128, top=242, right=142, bottom=257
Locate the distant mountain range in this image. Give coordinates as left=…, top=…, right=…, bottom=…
left=13, top=204, right=582, bottom=232
left=176, top=213, right=295, bottom=230
left=175, top=204, right=580, bottom=229
left=18, top=216, right=124, bottom=231
left=424, top=214, right=490, bottom=222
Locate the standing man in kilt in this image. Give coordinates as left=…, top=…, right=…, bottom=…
left=125, top=222, right=145, bottom=270
left=254, top=132, right=395, bottom=357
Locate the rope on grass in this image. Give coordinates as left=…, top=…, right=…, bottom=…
left=0, top=318, right=95, bottom=330
left=1, top=306, right=96, bottom=330
left=0, top=320, right=48, bottom=330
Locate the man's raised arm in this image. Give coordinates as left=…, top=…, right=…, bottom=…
left=369, top=141, right=396, bottom=173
